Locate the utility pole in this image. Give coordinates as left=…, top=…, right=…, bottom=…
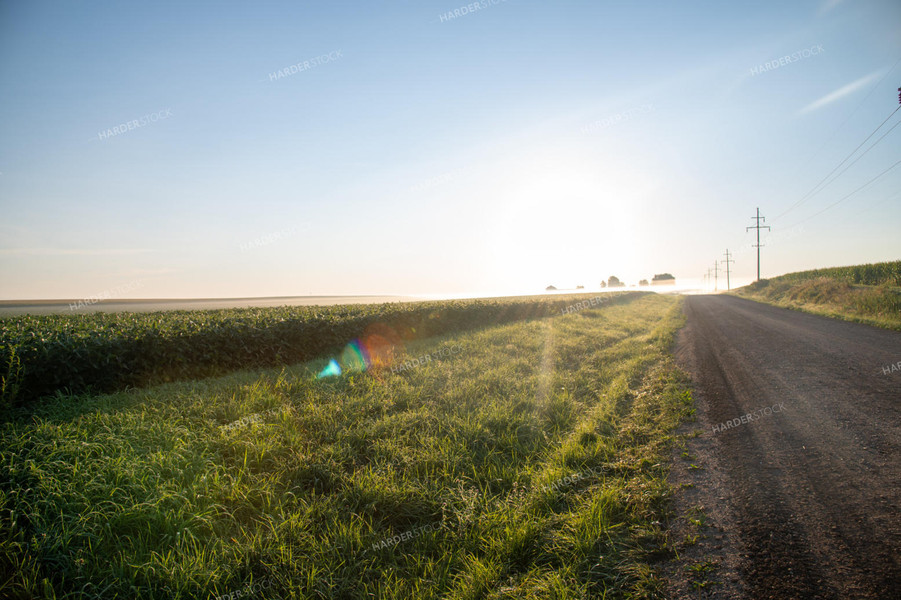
left=713, top=261, right=720, bottom=292
left=722, top=249, right=734, bottom=290
left=746, top=207, right=770, bottom=281
left=706, top=268, right=713, bottom=292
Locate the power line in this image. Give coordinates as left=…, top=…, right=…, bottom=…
left=774, top=104, right=901, bottom=220
left=803, top=117, right=901, bottom=204
left=784, top=158, right=901, bottom=228
left=856, top=187, right=901, bottom=217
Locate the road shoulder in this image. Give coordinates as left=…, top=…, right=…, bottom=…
left=657, top=303, right=748, bottom=599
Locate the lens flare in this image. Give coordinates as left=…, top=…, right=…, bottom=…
left=341, top=339, right=370, bottom=373
left=317, top=358, right=342, bottom=378
left=316, top=323, right=405, bottom=378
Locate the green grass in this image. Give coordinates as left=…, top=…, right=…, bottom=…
left=0, top=294, right=693, bottom=599
left=732, top=260, right=901, bottom=330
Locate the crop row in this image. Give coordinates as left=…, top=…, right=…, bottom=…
left=775, top=260, right=901, bottom=287
left=0, top=292, right=641, bottom=408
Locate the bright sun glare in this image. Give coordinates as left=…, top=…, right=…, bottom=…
left=483, top=150, right=655, bottom=291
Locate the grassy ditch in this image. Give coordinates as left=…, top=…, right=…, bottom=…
left=732, top=262, right=901, bottom=330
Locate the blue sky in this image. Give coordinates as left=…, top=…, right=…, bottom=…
left=1, top=0, right=899, bottom=299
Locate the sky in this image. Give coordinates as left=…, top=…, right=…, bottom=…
left=1, top=0, right=899, bottom=300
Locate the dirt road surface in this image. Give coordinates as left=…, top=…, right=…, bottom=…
left=666, top=295, right=901, bottom=599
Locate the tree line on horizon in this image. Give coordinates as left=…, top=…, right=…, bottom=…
left=546, top=273, right=675, bottom=291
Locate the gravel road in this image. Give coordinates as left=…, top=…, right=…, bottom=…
left=666, top=295, right=901, bottom=599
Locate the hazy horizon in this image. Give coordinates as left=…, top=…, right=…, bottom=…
left=0, top=285, right=685, bottom=315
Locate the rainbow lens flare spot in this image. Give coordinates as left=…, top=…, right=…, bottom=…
left=317, top=358, right=342, bottom=378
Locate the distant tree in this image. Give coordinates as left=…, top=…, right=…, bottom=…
left=546, top=285, right=557, bottom=291
left=651, top=273, right=676, bottom=286
left=608, top=276, right=625, bottom=288
left=600, top=281, right=607, bottom=288
left=576, top=285, right=584, bottom=289
left=639, top=279, right=649, bottom=286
